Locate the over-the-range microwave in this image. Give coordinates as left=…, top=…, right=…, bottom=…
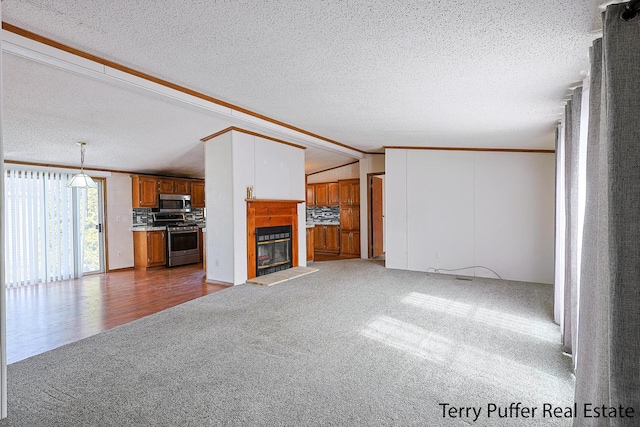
left=158, top=194, right=192, bottom=213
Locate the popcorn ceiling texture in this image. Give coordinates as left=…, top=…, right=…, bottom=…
left=2, top=0, right=602, bottom=175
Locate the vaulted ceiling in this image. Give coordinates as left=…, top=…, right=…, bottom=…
left=2, top=1, right=605, bottom=178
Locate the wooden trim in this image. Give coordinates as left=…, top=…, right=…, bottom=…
left=200, top=126, right=306, bottom=150
left=246, top=200, right=300, bottom=280
left=383, top=146, right=555, bottom=154
left=245, top=199, right=304, bottom=203
left=4, top=160, right=203, bottom=180
left=2, top=22, right=365, bottom=154
left=98, top=177, right=110, bottom=273
left=106, top=267, right=135, bottom=273
left=306, top=160, right=360, bottom=177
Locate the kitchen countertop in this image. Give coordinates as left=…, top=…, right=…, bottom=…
left=307, top=221, right=340, bottom=226
left=132, top=223, right=205, bottom=232
left=132, top=226, right=166, bottom=231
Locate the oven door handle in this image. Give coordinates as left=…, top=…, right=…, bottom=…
left=168, top=229, right=198, bottom=234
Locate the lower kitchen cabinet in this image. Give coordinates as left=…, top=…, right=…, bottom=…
left=340, top=231, right=360, bottom=257
left=314, top=225, right=340, bottom=254
left=306, top=227, right=315, bottom=262
left=134, top=230, right=166, bottom=269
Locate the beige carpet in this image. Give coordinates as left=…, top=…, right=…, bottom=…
left=247, top=266, right=319, bottom=286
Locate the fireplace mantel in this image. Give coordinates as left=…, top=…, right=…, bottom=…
left=246, top=199, right=303, bottom=280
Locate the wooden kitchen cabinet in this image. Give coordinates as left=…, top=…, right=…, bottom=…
left=314, top=224, right=339, bottom=254
left=158, top=178, right=175, bottom=194
left=174, top=180, right=190, bottom=195
left=314, top=183, right=329, bottom=206
left=340, top=231, right=361, bottom=257
left=325, top=225, right=340, bottom=252
left=306, top=185, right=316, bottom=206
left=339, top=179, right=360, bottom=206
left=158, top=178, right=190, bottom=195
left=313, top=225, right=324, bottom=250
left=339, top=179, right=360, bottom=257
left=134, top=230, right=166, bottom=269
left=191, top=181, right=205, bottom=208
left=306, top=227, right=315, bottom=262
left=132, top=175, right=159, bottom=208
left=328, top=183, right=340, bottom=206
left=340, top=207, right=360, bottom=231
left=306, top=182, right=340, bottom=206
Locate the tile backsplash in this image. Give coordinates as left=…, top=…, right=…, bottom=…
left=186, top=209, right=205, bottom=223
left=307, top=206, right=340, bottom=223
left=132, top=208, right=205, bottom=226
left=132, top=208, right=153, bottom=226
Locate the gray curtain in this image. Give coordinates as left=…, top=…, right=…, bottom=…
left=574, top=37, right=611, bottom=427
left=574, top=3, right=640, bottom=425
left=563, top=87, right=582, bottom=355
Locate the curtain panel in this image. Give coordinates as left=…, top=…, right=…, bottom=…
left=563, top=87, right=582, bottom=356
left=574, top=37, right=612, bottom=427
left=3, top=169, right=86, bottom=287
left=574, top=3, right=640, bottom=425
left=602, top=3, right=640, bottom=419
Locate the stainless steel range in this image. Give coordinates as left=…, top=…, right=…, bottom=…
left=152, top=213, right=200, bottom=267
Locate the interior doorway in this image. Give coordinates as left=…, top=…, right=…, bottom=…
left=368, top=173, right=385, bottom=258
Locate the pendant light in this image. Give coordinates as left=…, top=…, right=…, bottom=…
left=66, top=142, right=97, bottom=188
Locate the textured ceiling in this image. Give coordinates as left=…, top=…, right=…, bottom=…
left=2, top=0, right=606, bottom=177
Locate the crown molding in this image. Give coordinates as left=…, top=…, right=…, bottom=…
left=383, top=146, right=555, bottom=154
left=200, top=126, right=307, bottom=150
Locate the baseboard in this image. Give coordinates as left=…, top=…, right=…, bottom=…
left=107, top=267, right=135, bottom=273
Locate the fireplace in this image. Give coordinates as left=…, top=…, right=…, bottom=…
left=246, top=199, right=302, bottom=280
left=256, top=225, right=292, bottom=276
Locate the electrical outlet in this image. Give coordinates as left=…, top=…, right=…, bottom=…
left=435, top=251, right=441, bottom=259
left=215, top=259, right=220, bottom=266
left=117, top=251, right=121, bottom=257
left=116, top=215, right=122, bottom=222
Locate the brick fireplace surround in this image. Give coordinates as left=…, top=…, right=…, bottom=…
left=246, top=199, right=303, bottom=280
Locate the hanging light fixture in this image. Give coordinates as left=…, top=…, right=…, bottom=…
left=66, top=142, right=97, bottom=188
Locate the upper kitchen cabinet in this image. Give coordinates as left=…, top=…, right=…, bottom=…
left=174, top=180, right=191, bottom=195
left=158, top=178, right=175, bottom=194
left=132, top=175, right=205, bottom=208
left=306, top=182, right=340, bottom=206
left=132, top=175, right=159, bottom=208
left=328, top=183, right=340, bottom=206
left=339, top=179, right=360, bottom=206
left=306, top=184, right=316, bottom=206
left=314, top=183, right=329, bottom=206
left=191, top=181, right=205, bottom=208
left=158, top=178, right=190, bottom=195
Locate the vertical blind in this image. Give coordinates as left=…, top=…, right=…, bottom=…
left=4, top=169, right=87, bottom=287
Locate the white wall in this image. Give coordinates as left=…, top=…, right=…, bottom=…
left=385, top=148, right=555, bottom=284
left=205, top=131, right=235, bottom=284
left=205, top=130, right=306, bottom=285
left=105, top=173, right=134, bottom=270
left=384, top=151, right=407, bottom=268
left=307, top=162, right=359, bottom=183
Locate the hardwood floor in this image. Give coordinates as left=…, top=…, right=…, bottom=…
left=5, top=263, right=227, bottom=364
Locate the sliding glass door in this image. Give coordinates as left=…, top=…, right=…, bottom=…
left=81, top=180, right=105, bottom=274
left=4, top=169, right=106, bottom=287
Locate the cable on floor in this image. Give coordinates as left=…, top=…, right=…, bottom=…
left=426, top=265, right=503, bottom=280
